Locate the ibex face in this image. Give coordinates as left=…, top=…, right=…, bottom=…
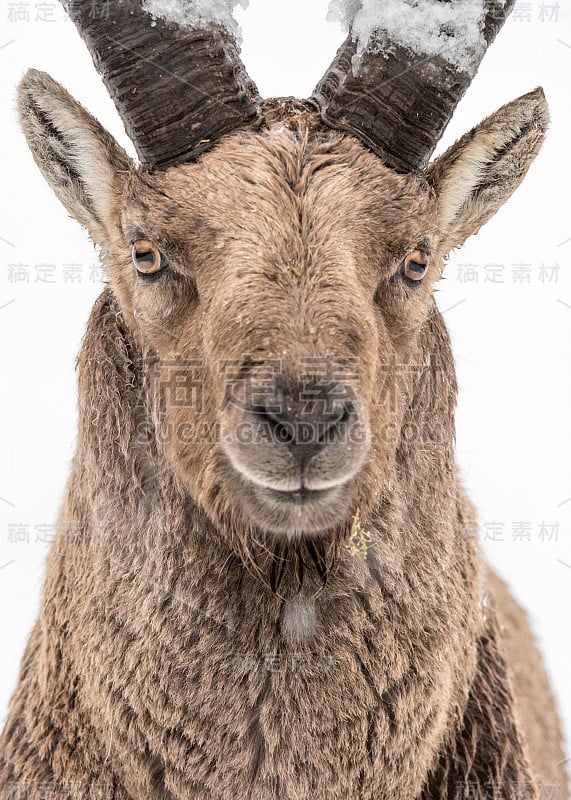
left=118, top=120, right=439, bottom=536
left=17, top=2, right=548, bottom=540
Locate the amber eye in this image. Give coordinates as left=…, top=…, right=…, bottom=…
left=400, top=250, right=430, bottom=283
left=131, top=240, right=165, bottom=276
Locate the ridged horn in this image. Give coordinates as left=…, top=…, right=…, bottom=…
left=61, top=0, right=263, bottom=170
left=310, top=0, right=517, bottom=173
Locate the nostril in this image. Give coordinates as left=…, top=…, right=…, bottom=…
left=318, top=403, right=354, bottom=444
left=251, top=404, right=295, bottom=444
left=274, top=421, right=295, bottom=445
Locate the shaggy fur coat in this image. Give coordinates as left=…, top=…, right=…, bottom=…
left=0, top=290, right=566, bottom=800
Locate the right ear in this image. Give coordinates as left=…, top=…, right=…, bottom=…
left=426, top=88, right=549, bottom=255
left=17, top=69, right=132, bottom=244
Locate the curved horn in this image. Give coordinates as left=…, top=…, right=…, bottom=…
left=310, top=0, right=517, bottom=173
left=62, top=0, right=263, bottom=170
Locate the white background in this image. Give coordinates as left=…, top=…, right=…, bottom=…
left=0, top=0, right=569, bottom=765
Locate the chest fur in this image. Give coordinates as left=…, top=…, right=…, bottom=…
left=72, top=569, right=466, bottom=800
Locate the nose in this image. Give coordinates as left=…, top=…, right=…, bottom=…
left=248, top=374, right=358, bottom=471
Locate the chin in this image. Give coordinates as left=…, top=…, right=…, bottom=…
left=236, top=476, right=356, bottom=538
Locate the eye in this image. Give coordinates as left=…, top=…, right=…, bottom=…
left=131, top=240, right=166, bottom=276
left=400, top=250, right=430, bottom=283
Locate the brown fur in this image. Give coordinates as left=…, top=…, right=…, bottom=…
left=0, top=72, right=566, bottom=799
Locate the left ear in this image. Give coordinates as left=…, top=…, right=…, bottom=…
left=426, top=88, right=549, bottom=254
left=17, top=69, right=132, bottom=245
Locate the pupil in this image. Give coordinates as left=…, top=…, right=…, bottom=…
left=408, top=261, right=426, bottom=273
left=137, top=251, right=155, bottom=264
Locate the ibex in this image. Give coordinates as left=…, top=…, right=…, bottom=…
left=1, top=1, right=567, bottom=798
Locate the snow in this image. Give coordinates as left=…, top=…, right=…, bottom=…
left=327, top=0, right=493, bottom=73
left=143, top=0, right=249, bottom=41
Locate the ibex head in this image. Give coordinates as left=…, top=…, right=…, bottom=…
left=17, top=1, right=548, bottom=542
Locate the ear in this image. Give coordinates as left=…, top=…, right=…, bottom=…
left=426, top=88, right=549, bottom=254
left=17, top=69, right=132, bottom=244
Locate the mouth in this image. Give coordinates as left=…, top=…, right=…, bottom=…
left=259, top=485, right=338, bottom=504
left=230, top=470, right=354, bottom=536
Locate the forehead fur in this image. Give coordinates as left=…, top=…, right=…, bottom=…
left=121, top=114, right=438, bottom=269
